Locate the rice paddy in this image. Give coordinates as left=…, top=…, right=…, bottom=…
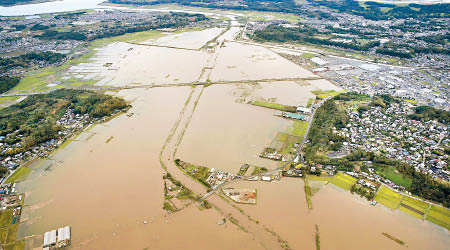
left=251, top=100, right=296, bottom=112
left=329, top=172, right=357, bottom=191
left=426, top=205, right=450, bottom=230
left=398, top=196, right=429, bottom=219
left=374, top=185, right=403, bottom=210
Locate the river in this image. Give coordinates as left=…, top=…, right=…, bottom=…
left=0, top=0, right=104, bottom=16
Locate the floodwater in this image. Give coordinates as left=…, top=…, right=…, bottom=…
left=148, top=27, right=224, bottom=49
left=210, top=42, right=317, bottom=82
left=68, top=42, right=209, bottom=87
left=176, top=84, right=291, bottom=173
left=18, top=87, right=191, bottom=243
left=14, top=10, right=450, bottom=249
left=250, top=81, right=316, bottom=107
left=229, top=179, right=450, bottom=250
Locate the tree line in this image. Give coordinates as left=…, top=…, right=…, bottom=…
left=0, top=89, right=129, bottom=156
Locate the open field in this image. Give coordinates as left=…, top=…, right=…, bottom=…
left=374, top=185, right=403, bottom=210
left=251, top=100, right=296, bottom=112
left=5, top=167, right=31, bottom=184
left=307, top=175, right=332, bottom=182
left=373, top=164, right=412, bottom=189
left=398, top=196, right=429, bottom=219
left=291, top=120, right=308, bottom=138
left=426, top=205, right=450, bottom=230
left=0, top=209, right=23, bottom=249
left=312, top=90, right=343, bottom=99
left=329, top=172, right=357, bottom=191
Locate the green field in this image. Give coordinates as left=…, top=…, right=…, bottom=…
left=307, top=175, right=331, bottom=182
left=184, top=164, right=211, bottom=185
left=292, top=121, right=308, bottom=139
left=0, top=227, right=8, bottom=244
left=374, top=185, right=403, bottom=210
left=329, top=172, right=357, bottom=191
left=301, top=53, right=316, bottom=59
left=0, top=210, right=12, bottom=228
left=404, top=99, right=417, bottom=104
left=398, top=196, right=429, bottom=219
left=251, top=101, right=296, bottom=112
left=426, top=205, right=450, bottom=230
left=373, top=164, right=412, bottom=189
left=0, top=209, right=23, bottom=249
left=0, top=97, right=20, bottom=106
left=251, top=166, right=268, bottom=175
left=311, top=90, right=343, bottom=99
left=275, top=132, right=289, bottom=142
left=4, top=240, right=25, bottom=250
left=5, top=167, right=31, bottom=184
left=306, top=98, right=314, bottom=108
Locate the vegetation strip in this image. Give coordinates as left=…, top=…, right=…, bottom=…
left=381, top=232, right=405, bottom=246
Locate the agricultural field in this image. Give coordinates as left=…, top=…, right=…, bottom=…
left=426, top=205, right=450, bottom=230
left=291, top=120, right=308, bottom=139
left=307, top=175, right=332, bottom=182
left=4, top=167, right=31, bottom=184
left=251, top=100, right=296, bottom=112
left=329, top=172, right=357, bottom=191
left=182, top=163, right=211, bottom=185
left=311, top=90, right=342, bottom=99
left=398, top=196, right=429, bottom=219
left=0, top=209, right=23, bottom=250
left=374, top=185, right=403, bottom=210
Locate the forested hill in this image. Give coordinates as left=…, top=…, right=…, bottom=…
left=109, top=0, right=450, bottom=20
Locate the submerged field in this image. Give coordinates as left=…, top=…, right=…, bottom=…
left=8, top=8, right=450, bottom=250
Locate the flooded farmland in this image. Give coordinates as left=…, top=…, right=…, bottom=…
left=13, top=10, right=449, bottom=250
left=229, top=179, right=450, bottom=250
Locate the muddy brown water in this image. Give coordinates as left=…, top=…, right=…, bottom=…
left=229, top=179, right=450, bottom=250
left=14, top=24, right=449, bottom=249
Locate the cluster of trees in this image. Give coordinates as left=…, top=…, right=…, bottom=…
left=0, top=76, right=20, bottom=94
left=348, top=150, right=450, bottom=208
left=34, top=30, right=87, bottom=41
left=0, top=52, right=66, bottom=94
left=351, top=184, right=376, bottom=200
left=0, top=89, right=129, bottom=156
left=254, top=24, right=381, bottom=53
left=0, top=51, right=66, bottom=74
left=110, top=0, right=306, bottom=14
left=88, top=13, right=207, bottom=41
left=309, top=0, right=449, bottom=20
left=408, top=106, right=450, bottom=125
left=375, top=48, right=412, bottom=58
left=304, top=98, right=349, bottom=163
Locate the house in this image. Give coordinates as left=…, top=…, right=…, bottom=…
left=296, top=106, right=312, bottom=114
left=261, top=176, right=271, bottom=182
